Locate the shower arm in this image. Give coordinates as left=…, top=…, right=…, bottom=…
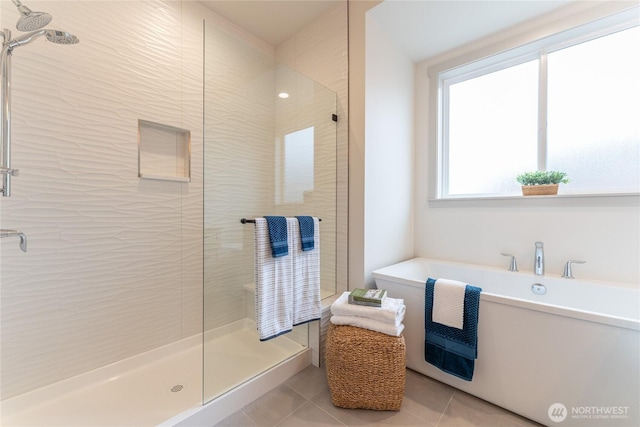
left=11, top=0, right=30, bottom=14
left=7, top=29, right=49, bottom=50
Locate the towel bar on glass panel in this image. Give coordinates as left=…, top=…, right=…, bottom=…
left=240, top=218, right=322, bottom=224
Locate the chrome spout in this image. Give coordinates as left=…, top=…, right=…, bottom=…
left=534, top=242, right=544, bottom=275
left=0, top=229, right=27, bottom=252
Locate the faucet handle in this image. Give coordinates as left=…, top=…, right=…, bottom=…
left=562, top=260, right=586, bottom=279
left=501, top=253, right=518, bottom=272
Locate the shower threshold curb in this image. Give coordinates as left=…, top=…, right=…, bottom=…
left=161, top=347, right=312, bottom=427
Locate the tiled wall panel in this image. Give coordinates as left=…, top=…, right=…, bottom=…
left=276, top=2, right=349, bottom=295
left=0, top=0, right=204, bottom=399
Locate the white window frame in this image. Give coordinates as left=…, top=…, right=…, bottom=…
left=429, top=6, right=640, bottom=201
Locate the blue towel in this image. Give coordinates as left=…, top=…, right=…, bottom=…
left=424, top=278, right=481, bottom=381
left=296, top=216, right=315, bottom=251
left=264, top=216, right=289, bottom=258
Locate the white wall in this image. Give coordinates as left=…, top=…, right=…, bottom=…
left=363, top=13, right=414, bottom=287
left=348, top=0, right=373, bottom=291
left=349, top=0, right=416, bottom=290
left=351, top=1, right=639, bottom=287
left=414, top=3, right=640, bottom=284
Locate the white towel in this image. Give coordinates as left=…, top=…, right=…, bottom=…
left=254, top=218, right=294, bottom=341
left=330, top=314, right=405, bottom=337
left=331, top=291, right=406, bottom=326
left=432, top=278, right=466, bottom=329
left=291, top=217, right=321, bottom=325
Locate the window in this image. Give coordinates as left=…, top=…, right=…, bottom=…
left=436, top=11, right=640, bottom=198
left=276, top=126, right=315, bottom=204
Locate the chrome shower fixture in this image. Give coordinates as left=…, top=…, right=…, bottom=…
left=11, top=0, right=53, bottom=32
left=1, top=7, right=79, bottom=197
left=45, top=30, right=79, bottom=45
left=7, top=29, right=79, bottom=50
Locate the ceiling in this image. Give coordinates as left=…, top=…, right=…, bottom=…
left=369, top=0, right=576, bottom=62
left=200, top=1, right=340, bottom=46
left=200, top=1, right=575, bottom=60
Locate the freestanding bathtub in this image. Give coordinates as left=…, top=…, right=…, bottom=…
left=372, top=258, right=639, bottom=427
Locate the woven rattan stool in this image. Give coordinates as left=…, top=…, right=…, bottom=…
left=325, top=323, right=406, bottom=410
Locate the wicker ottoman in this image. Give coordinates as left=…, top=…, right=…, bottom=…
left=325, top=323, right=406, bottom=410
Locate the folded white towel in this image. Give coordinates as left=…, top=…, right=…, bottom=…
left=330, top=314, right=405, bottom=337
left=432, top=278, right=466, bottom=329
left=331, top=291, right=405, bottom=325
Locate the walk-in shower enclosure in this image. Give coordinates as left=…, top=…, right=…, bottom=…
left=1, top=1, right=347, bottom=425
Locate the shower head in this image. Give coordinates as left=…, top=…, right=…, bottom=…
left=12, top=0, right=53, bottom=32
left=7, top=29, right=79, bottom=50
left=45, top=30, right=79, bottom=45
left=16, top=10, right=53, bottom=32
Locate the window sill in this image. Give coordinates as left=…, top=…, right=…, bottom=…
left=428, top=193, right=640, bottom=208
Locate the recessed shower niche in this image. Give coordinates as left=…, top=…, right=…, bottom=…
left=138, top=119, right=191, bottom=182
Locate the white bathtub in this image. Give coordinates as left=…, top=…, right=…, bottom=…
left=372, top=258, right=639, bottom=427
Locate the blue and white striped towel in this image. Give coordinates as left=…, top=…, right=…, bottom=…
left=291, top=217, right=321, bottom=325
left=254, top=218, right=295, bottom=341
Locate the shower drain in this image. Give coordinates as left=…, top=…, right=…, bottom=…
left=170, top=384, right=185, bottom=393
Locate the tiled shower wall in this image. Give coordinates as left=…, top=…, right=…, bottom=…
left=0, top=0, right=207, bottom=399
left=0, top=0, right=348, bottom=399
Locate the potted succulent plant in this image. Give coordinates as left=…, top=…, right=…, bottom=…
left=516, top=171, right=569, bottom=196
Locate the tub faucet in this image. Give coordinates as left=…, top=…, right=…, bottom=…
left=562, top=260, right=586, bottom=279
left=534, top=242, right=544, bottom=275
left=501, top=253, right=518, bottom=272
left=0, top=229, right=27, bottom=252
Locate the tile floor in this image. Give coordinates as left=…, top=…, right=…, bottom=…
left=212, top=366, right=544, bottom=427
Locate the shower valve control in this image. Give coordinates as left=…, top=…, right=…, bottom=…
left=531, top=283, right=547, bottom=295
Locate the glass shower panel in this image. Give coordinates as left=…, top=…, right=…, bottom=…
left=274, top=65, right=337, bottom=299
left=203, top=20, right=337, bottom=404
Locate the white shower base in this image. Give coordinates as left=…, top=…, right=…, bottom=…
left=203, top=318, right=307, bottom=399
left=1, top=319, right=309, bottom=427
